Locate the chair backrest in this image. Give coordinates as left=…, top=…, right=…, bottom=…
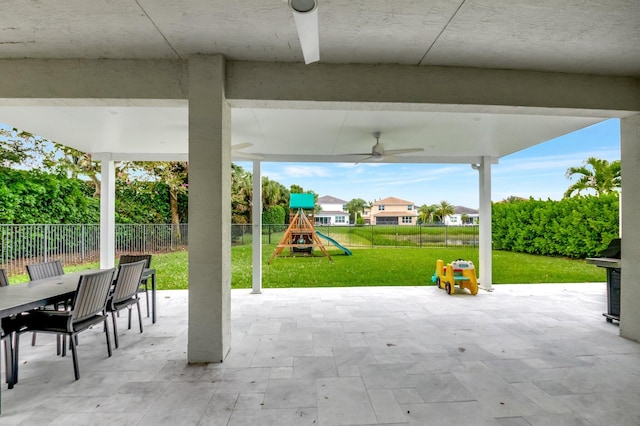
left=112, top=260, right=146, bottom=304
left=26, top=260, right=65, bottom=281
left=71, top=269, right=116, bottom=323
left=0, top=268, right=9, bottom=287
left=119, top=254, right=152, bottom=268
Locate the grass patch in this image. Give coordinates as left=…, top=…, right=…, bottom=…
left=7, top=246, right=606, bottom=289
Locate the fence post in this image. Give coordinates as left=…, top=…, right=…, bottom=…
left=419, top=224, right=422, bottom=248
left=445, top=226, right=448, bottom=248
left=81, top=224, right=86, bottom=262
left=43, top=224, right=49, bottom=262
left=370, top=224, right=374, bottom=248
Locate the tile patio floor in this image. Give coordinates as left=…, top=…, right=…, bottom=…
left=2, top=283, right=640, bottom=425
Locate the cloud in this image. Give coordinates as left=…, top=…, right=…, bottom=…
left=494, top=148, right=620, bottom=176
left=280, top=165, right=331, bottom=178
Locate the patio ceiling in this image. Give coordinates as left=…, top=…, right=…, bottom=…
left=0, top=1, right=638, bottom=161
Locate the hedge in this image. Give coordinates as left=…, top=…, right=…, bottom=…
left=492, top=194, right=619, bottom=258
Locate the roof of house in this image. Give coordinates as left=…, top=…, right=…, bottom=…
left=454, top=206, right=479, bottom=215
left=318, top=195, right=348, bottom=204
left=372, top=197, right=415, bottom=206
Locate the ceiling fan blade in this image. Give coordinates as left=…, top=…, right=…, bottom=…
left=384, top=148, right=424, bottom=156
left=355, top=155, right=374, bottom=164
left=232, top=152, right=264, bottom=160
left=232, top=142, right=253, bottom=151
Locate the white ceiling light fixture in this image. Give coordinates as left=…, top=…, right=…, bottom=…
left=288, top=0, right=319, bottom=64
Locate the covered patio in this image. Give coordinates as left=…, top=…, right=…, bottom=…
left=2, top=284, right=639, bottom=425
left=1, top=1, right=640, bottom=422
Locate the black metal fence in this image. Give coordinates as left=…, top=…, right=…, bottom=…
left=232, top=224, right=479, bottom=248
left=1, top=223, right=477, bottom=276
left=0, top=223, right=188, bottom=276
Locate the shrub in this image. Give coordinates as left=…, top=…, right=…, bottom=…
left=492, top=194, right=619, bottom=258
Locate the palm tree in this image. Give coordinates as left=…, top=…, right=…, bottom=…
left=564, top=157, right=621, bottom=198
left=417, top=204, right=437, bottom=224
left=345, top=198, right=367, bottom=224
left=434, top=200, right=455, bottom=223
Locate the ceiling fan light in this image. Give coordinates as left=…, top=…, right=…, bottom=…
left=289, top=0, right=319, bottom=64
left=289, top=0, right=317, bottom=13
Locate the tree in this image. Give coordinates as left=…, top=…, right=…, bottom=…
left=417, top=204, right=437, bottom=224
left=131, top=161, right=189, bottom=233
left=0, top=127, right=30, bottom=166
left=345, top=198, right=367, bottom=224
left=564, top=157, right=621, bottom=198
left=434, top=200, right=455, bottom=223
left=232, top=164, right=252, bottom=223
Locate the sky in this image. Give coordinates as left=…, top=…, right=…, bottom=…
left=236, top=118, right=621, bottom=208
left=2, top=118, right=620, bottom=209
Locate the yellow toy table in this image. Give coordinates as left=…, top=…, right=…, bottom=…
left=434, top=259, right=478, bottom=295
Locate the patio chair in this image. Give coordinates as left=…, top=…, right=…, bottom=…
left=26, top=260, right=66, bottom=351
left=26, top=260, right=64, bottom=281
left=109, top=260, right=146, bottom=349
left=118, top=254, right=152, bottom=317
left=18, top=268, right=116, bottom=380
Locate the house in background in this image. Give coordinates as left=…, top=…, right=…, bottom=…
left=316, top=195, right=349, bottom=226
left=443, top=206, right=479, bottom=225
left=366, top=196, right=418, bottom=225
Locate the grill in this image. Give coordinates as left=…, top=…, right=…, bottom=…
left=587, top=238, right=621, bottom=323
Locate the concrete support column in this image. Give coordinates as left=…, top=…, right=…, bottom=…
left=252, top=160, right=263, bottom=294
left=187, top=55, right=232, bottom=363
left=96, top=154, right=115, bottom=269
left=478, top=156, right=493, bottom=291
left=620, top=114, right=640, bottom=341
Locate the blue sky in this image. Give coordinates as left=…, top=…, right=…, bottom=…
left=236, top=118, right=621, bottom=208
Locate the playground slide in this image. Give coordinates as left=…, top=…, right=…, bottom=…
left=315, top=231, right=353, bottom=256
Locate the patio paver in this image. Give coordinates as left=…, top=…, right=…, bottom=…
left=2, top=283, right=639, bottom=425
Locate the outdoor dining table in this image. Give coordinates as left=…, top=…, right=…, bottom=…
left=0, top=267, right=157, bottom=414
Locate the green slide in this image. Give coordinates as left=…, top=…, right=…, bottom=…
left=315, top=231, right=353, bottom=256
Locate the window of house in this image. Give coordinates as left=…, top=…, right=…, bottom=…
left=402, top=216, right=412, bottom=224
left=407, top=205, right=413, bottom=211
left=379, top=205, right=385, bottom=211
left=316, top=217, right=329, bottom=225
left=450, top=216, right=458, bottom=223
left=335, top=216, right=346, bottom=223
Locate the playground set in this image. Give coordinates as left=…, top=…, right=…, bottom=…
left=268, top=193, right=352, bottom=264
left=432, top=259, right=478, bottom=295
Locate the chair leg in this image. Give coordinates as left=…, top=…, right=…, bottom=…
left=31, top=332, right=36, bottom=347
left=127, top=307, right=132, bottom=330
left=103, top=318, right=112, bottom=358
left=136, top=300, right=144, bottom=333
left=111, top=312, right=120, bottom=349
left=145, top=286, right=150, bottom=318
left=69, top=333, right=80, bottom=380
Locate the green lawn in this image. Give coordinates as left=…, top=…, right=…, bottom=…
left=7, top=246, right=606, bottom=289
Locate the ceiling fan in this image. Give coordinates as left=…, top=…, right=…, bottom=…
left=352, top=132, right=424, bottom=163
left=231, top=143, right=263, bottom=160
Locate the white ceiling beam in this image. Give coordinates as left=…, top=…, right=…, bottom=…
left=226, top=61, right=640, bottom=115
